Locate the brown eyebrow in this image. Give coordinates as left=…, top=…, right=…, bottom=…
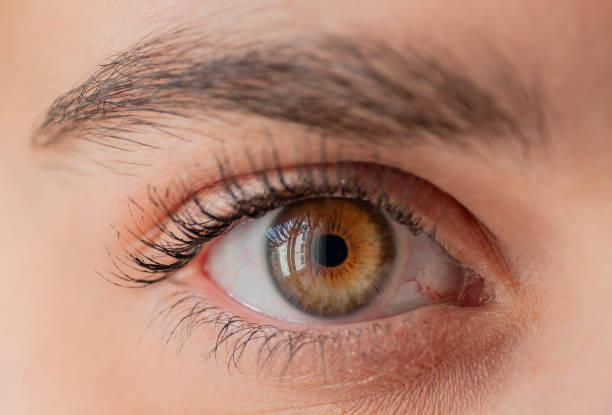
left=32, top=29, right=548, bottom=156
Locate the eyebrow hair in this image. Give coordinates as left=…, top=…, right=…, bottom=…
left=32, top=29, right=547, bottom=155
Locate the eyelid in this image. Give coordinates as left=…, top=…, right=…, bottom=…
left=154, top=278, right=517, bottom=401
left=104, top=158, right=524, bottom=411
left=114, top=161, right=512, bottom=296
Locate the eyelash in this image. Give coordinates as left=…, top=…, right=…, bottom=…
left=105, top=159, right=478, bottom=376
left=113, top=161, right=427, bottom=287
left=155, top=290, right=347, bottom=376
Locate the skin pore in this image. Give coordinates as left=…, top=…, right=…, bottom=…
left=1, top=1, right=612, bottom=414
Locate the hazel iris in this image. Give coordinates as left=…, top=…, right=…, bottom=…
left=265, top=197, right=395, bottom=317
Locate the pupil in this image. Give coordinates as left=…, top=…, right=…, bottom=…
left=313, top=233, right=348, bottom=267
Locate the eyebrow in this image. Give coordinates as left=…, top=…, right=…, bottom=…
left=32, top=29, right=547, bottom=156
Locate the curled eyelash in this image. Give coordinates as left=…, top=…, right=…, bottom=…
left=106, top=161, right=426, bottom=287
left=99, top=156, right=498, bottom=381
left=94, top=159, right=447, bottom=376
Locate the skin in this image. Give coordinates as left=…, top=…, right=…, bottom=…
left=1, top=0, right=612, bottom=414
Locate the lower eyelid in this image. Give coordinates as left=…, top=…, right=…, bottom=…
left=158, top=265, right=521, bottom=411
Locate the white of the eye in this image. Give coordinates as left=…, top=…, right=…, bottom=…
left=205, top=207, right=463, bottom=324
left=205, top=209, right=321, bottom=323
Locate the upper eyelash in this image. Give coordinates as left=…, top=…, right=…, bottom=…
left=108, top=161, right=426, bottom=288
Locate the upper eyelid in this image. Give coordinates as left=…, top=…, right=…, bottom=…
left=106, top=163, right=422, bottom=287
left=106, top=161, right=502, bottom=291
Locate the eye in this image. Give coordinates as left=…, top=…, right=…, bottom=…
left=206, top=196, right=491, bottom=323
left=113, top=160, right=511, bottom=387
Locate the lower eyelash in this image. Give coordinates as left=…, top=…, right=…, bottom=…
left=151, top=283, right=498, bottom=385
left=152, top=287, right=351, bottom=377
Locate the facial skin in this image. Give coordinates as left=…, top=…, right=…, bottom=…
left=1, top=0, right=612, bottom=414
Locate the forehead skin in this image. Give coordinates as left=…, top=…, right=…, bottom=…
left=1, top=1, right=612, bottom=414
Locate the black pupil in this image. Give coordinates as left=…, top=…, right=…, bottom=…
left=313, top=234, right=348, bottom=267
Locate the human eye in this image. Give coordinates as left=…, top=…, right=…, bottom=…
left=204, top=164, right=492, bottom=324
left=107, top=149, right=518, bottom=403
